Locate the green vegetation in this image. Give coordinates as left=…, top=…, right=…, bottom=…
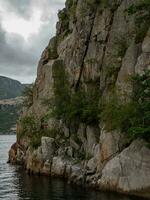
left=67, top=0, right=77, bottom=23
left=44, top=60, right=100, bottom=126
left=65, top=90, right=100, bottom=125
left=101, top=70, right=150, bottom=142
left=20, top=66, right=149, bottom=149
left=85, top=58, right=98, bottom=65
left=127, top=0, right=150, bottom=15
left=48, top=48, right=58, bottom=60
left=19, top=115, right=61, bottom=148
left=58, top=8, right=71, bottom=37
left=100, top=0, right=109, bottom=8
left=0, top=106, right=19, bottom=133
left=101, top=96, right=138, bottom=132
left=127, top=0, right=150, bottom=43
left=115, top=37, right=128, bottom=58
left=106, top=65, right=120, bottom=79
left=23, top=84, right=34, bottom=108
left=79, top=0, right=100, bottom=17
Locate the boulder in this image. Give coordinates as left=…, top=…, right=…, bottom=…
left=98, top=139, right=150, bottom=198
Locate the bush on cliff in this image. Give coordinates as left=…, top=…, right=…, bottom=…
left=19, top=115, right=61, bottom=148
left=23, top=84, right=34, bottom=108
left=127, top=0, right=150, bottom=43
left=44, top=60, right=100, bottom=126
left=101, top=70, right=150, bottom=141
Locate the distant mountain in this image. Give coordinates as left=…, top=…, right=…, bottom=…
left=0, top=76, right=28, bottom=99
left=0, top=76, right=28, bottom=134
left=0, top=97, right=23, bottom=134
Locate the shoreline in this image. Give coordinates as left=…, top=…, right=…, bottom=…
left=8, top=138, right=150, bottom=200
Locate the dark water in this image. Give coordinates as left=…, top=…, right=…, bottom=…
left=0, top=135, right=146, bottom=200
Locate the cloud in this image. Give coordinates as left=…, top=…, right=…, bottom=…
left=0, top=0, right=31, bottom=19
left=0, top=0, right=65, bottom=83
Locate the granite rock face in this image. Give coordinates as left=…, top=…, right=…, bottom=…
left=9, top=0, right=150, bottom=198
left=98, top=140, right=150, bottom=198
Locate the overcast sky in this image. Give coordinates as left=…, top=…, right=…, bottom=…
left=0, top=0, right=65, bottom=83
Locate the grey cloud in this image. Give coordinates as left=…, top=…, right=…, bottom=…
left=0, top=22, right=46, bottom=83
left=0, top=0, right=65, bottom=83
left=1, top=0, right=65, bottom=20
left=1, top=0, right=32, bottom=19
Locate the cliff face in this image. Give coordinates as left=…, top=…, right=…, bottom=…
left=9, top=0, right=150, bottom=198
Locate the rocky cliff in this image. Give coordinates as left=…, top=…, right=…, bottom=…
left=9, top=0, right=150, bottom=198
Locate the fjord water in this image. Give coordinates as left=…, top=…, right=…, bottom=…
left=0, top=135, right=146, bottom=200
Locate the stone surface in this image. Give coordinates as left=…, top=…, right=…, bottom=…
left=98, top=140, right=150, bottom=198
left=51, top=157, right=66, bottom=177
left=86, top=125, right=99, bottom=157
left=100, top=129, right=125, bottom=163
left=41, top=137, right=55, bottom=160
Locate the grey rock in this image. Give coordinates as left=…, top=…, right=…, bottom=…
left=99, top=129, right=125, bottom=163
left=41, top=137, right=55, bottom=160
left=51, top=157, right=66, bottom=177
left=98, top=140, right=150, bottom=198
left=70, top=137, right=80, bottom=150
left=86, top=125, right=99, bottom=157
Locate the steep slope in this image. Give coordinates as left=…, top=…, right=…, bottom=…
left=9, top=0, right=150, bottom=198
left=0, top=76, right=26, bottom=99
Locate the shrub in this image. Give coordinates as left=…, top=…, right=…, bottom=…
left=106, top=65, right=120, bottom=78
left=127, top=0, right=150, bottom=15
left=66, top=90, right=100, bottom=125
left=20, top=116, right=39, bottom=138
left=19, top=115, right=61, bottom=148
left=129, top=70, right=150, bottom=139
left=127, top=1, right=150, bottom=43
left=101, top=70, right=150, bottom=142
left=44, top=60, right=100, bottom=126
left=23, top=84, right=34, bottom=108
left=101, top=96, right=139, bottom=132
left=115, top=37, right=128, bottom=57
left=58, top=8, right=70, bottom=37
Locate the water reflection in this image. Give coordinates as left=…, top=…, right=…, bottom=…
left=15, top=168, right=142, bottom=200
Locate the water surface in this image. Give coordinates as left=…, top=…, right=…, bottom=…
left=0, top=135, right=146, bottom=200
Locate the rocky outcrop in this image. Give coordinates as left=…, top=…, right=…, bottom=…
left=98, top=140, right=150, bottom=198
left=9, top=0, right=150, bottom=199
